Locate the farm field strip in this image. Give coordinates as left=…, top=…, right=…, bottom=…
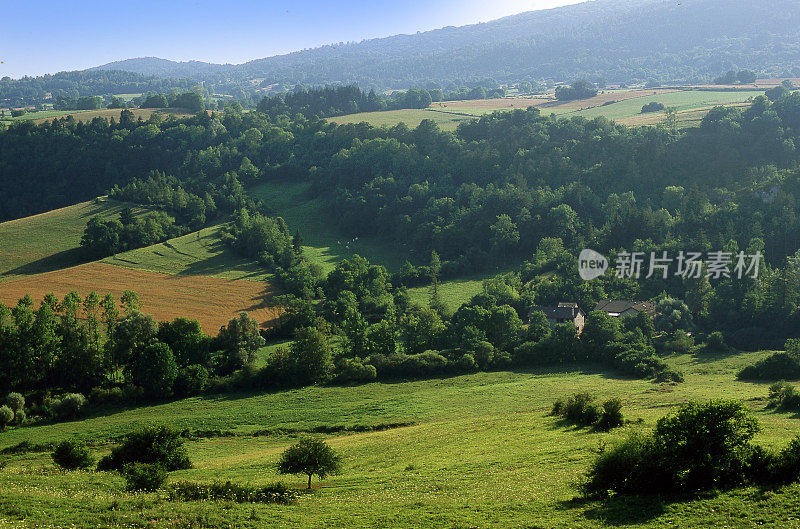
left=0, top=262, right=281, bottom=331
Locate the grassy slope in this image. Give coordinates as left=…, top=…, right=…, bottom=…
left=0, top=198, right=149, bottom=283
left=1, top=349, right=798, bottom=528
left=252, top=179, right=413, bottom=275
left=102, top=224, right=271, bottom=282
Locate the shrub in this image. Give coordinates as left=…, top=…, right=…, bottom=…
left=661, top=330, right=694, bottom=353
left=168, top=481, right=297, bottom=504
left=89, top=386, right=125, bottom=405
left=563, top=393, right=601, bottom=426
left=654, top=368, right=684, bottom=383
left=739, top=353, right=800, bottom=381
left=769, top=436, right=800, bottom=485
left=552, top=393, right=621, bottom=428
left=641, top=101, right=666, bottom=113
left=456, top=353, right=478, bottom=372
left=14, top=410, right=26, bottom=425
left=0, top=406, right=14, bottom=430
left=330, top=358, right=377, bottom=385
left=51, top=440, right=94, bottom=470
left=705, top=331, right=729, bottom=352
left=596, top=398, right=625, bottom=431
left=6, top=393, right=24, bottom=415
left=173, top=364, right=210, bottom=397
left=52, top=393, right=87, bottom=421
left=122, top=462, right=167, bottom=492
left=584, top=400, right=762, bottom=496
left=98, top=426, right=192, bottom=471
left=583, top=433, right=670, bottom=496
left=767, top=381, right=800, bottom=411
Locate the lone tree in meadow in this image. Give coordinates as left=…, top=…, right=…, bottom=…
left=277, top=438, right=342, bottom=489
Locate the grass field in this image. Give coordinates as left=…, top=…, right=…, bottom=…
left=251, top=179, right=411, bottom=274
left=331, top=89, right=759, bottom=131
left=1, top=348, right=798, bottom=527
left=407, top=275, right=491, bottom=311
left=103, top=224, right=272, bottom=282
left=0, top=199, right=148, bottom=283
left=327, top=108, right=475, bottom=131
left=0, top=262, right=281, bottom=331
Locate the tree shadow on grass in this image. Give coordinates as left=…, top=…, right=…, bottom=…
left=557, top=495, right=668, bottom=526
left=0, top=247, right=87, bottom=278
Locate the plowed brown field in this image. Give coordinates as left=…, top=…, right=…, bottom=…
left=0, top=262, right=281, bottom=331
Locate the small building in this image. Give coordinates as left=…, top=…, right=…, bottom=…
left=593, top=300, right=655, bottom=319
left=529, top=302, right=585, bottom=334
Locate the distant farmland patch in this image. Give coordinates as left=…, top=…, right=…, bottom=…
left=0, top=262, right=281, bottom=331
left=1, top=108, right=193, bottom=125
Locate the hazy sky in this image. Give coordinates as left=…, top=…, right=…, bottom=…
left=0, top=0, right=583, bottom=79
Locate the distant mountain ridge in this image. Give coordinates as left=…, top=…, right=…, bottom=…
left=92, top=0, right=800, bottom=89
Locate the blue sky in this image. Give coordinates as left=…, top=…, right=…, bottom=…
left=0, top=0, right=581, bottom=78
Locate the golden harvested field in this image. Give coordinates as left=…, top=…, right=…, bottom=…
left=0, top=262, right=282, bottom=331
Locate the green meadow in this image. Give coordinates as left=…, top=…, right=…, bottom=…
left=1, top=348, right=798, bottom=528
left=251, top=179, right=412, bottom=274
left=329, top=90, right=759, bottom=132
left=0, top=198, right=147, bottom=283
left=102, top=224, right=272, bottom=282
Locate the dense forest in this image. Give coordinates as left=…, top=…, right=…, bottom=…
left=0, top=71, right=198, bottom=109
left=5, top=85, right=800, bottom=349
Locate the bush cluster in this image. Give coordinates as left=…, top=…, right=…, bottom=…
left=98, top=426, right=192, bottom=472
left=551, top=393, right=624, bottom=431
left=767, top=382, right=800, bottom=411
left=122, top=462, right=168, bottom=492
left=168, top=481, right=297, bottom=504
left=51, top=440, right=94, bottom=471
left=739, top=352, right=800, bottom=381
left=583, top=400, right=800, bottom=497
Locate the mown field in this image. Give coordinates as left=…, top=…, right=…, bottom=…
left=103, top=224, right=272, bottom=282
left=1, top=348, right=798, bottom=528
left=0, top=262, right=281, bottom=331
left=0, top=199, right=148, bottom=283
left=327, top=108, right=475, bottom=131
left=331, top=89, right=760, bottom=131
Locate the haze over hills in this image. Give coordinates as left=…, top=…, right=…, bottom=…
left=92, top=0, right=800, bottom=88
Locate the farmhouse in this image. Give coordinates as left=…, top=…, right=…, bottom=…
left=529, top=302, right=585, bottom=333
left=594, top=300, right=655, bottom=319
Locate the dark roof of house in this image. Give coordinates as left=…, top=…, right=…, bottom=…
left=593, top=300, right=655, bottom=316
left=529, top=302, right=583, bottom=321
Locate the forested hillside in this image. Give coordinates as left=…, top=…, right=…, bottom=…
left=5, top=88, right=800, bottom=345
left=96, top=0, right=800, bottom=89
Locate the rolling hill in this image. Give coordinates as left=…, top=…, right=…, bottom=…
left=93, top=0, right=800, bottom=88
